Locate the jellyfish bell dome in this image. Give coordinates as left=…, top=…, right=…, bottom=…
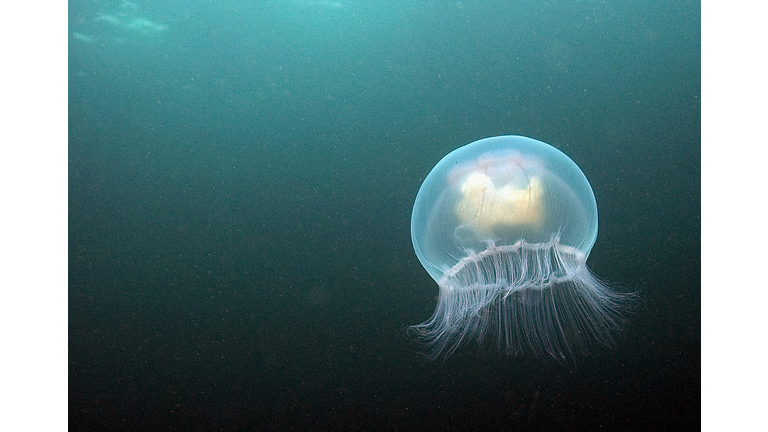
left=410, top=135, right=635, bottom=360
left=412, top=135, right=598, bottom=283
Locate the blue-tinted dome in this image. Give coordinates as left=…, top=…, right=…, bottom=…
left=411, top=136, right=598, bottom=283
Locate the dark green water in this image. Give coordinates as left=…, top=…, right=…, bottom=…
left=69, top=0, right=700, bottom=430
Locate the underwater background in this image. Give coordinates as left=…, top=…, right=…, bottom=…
left=69, top=0, right=700, bottom=430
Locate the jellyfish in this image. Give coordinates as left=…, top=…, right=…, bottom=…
left=409, top=135, right=636, bottom=360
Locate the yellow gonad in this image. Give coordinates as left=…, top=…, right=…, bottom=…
left=455, top=172, right=543, bottom=232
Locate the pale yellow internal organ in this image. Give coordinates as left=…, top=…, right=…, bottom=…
left=455, top=172, right=543, bottom=231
